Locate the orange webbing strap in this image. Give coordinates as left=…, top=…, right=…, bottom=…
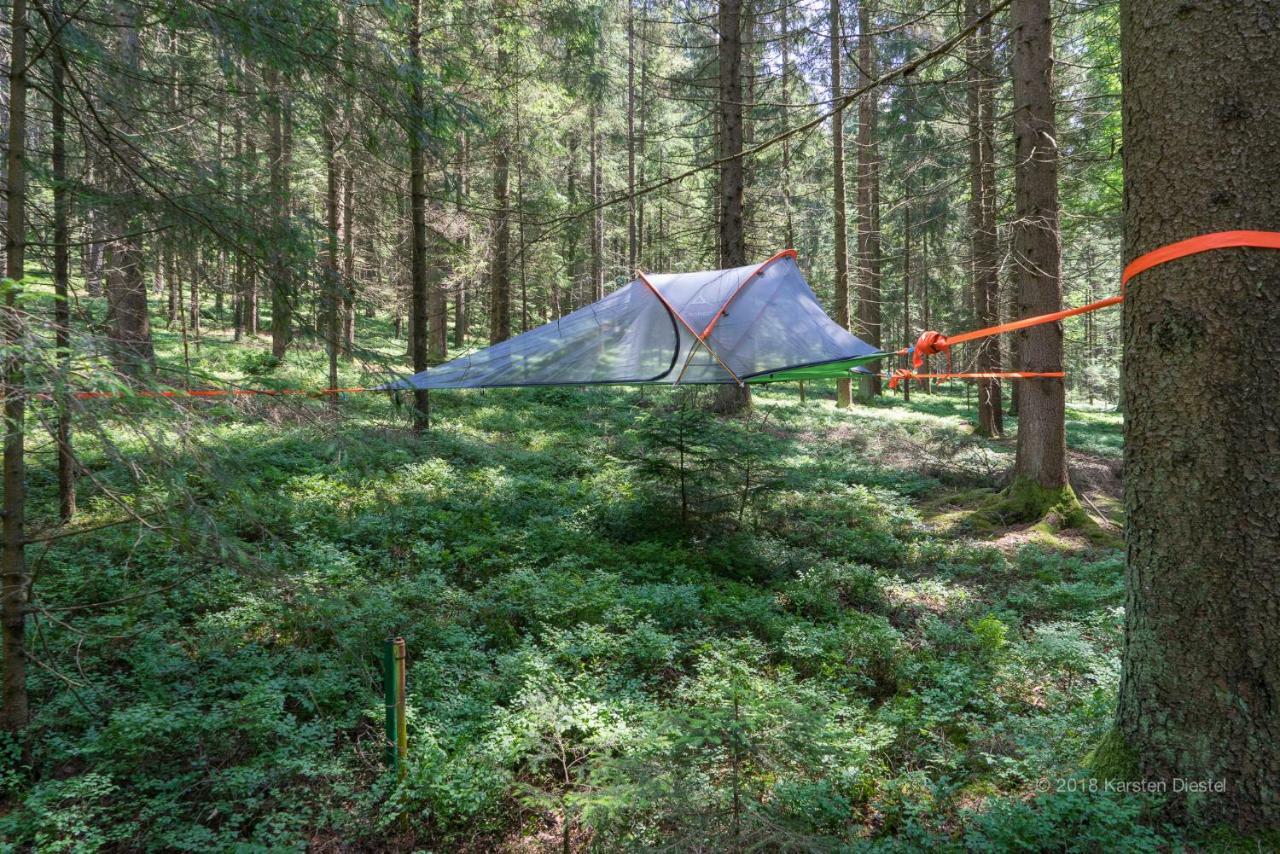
left=55, top=387, right=370, bottom=401
left=895, top=230, right=1280, bottom=367
left=911, top=330, right=952, bottom=371
left=888, top=369, right=1063, bottom=391
left=1121, top=230, right=1280, bottom=286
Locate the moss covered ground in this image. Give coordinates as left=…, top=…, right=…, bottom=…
left=2, top=290, right=1229, bottom=851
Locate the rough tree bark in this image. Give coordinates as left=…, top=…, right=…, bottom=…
left=324, top=117, right=340, bottom=409
left=454, top=133, right=469, bottom=343
left=968, top=0, right=1003, bottom=436
left=2, top=0, right=28, bottom=732
left=1115, top=0, right=1280, bottom=829
left=714, top=0, right=750, bottom=413
left=408, top=0, right=431, bottom=428
left=49, top=0, right=75, bottom=520
left=340, top=6, right=356, bottom=355
left=589, top=101, right=604, bottom=303
left=105, top=1, right=154, bottom=372
left=341, top=160, right=355, bottom=355
left=490, top=139, right=512, bottom=344
left=266, top=67, right=292, bottom=358
left=830, top=0, right=852, bottom=409
left=856, top=0, right=882, bottom=401
left=1008, top=0, right=1072, bottom=514
left=627, top=3, right=637, bottom=273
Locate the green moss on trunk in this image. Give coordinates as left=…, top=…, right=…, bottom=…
left=1084, top=728, right=1139, bottom=782
left=981, top=476, right=1088, bottom=527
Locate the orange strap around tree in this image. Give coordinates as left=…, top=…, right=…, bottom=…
left=887, top=369, right=1063, bottom=391
left=897, top=229, right=1280, bottom=372
left=1120, top=229, right=1280, bottom=286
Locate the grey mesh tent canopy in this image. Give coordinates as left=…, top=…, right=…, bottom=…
left=386, top=250, right=887, bottom=390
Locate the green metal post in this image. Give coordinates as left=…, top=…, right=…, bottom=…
left=382, top=636, right=408, bottom=777
left=394, top=638, right=408, bottom=776
left=383, top=638, right=398, bottom=770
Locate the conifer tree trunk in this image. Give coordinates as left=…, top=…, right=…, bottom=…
left=341, top=162, right=355, bottom=355
left=968, top=0, right=1003, bottom=435
left=1009, top=0, right=1070, bottom=507
left=780, top=1, right=794, bottom=251
left=627, top=3, right=637, bottom=273
left=1116, top=0, right=1280, bottom=828
left=902, top=173, right=914, bottom=405
left=324, top=119, right=340, bottom=407
left=340, top=7, right=356, bottom=355
left=491, top=140, right=512, bottom=343
left=408, top=0, right=431, bottom=428
left=105, top=2, right=154, bottom=373
left=266, top=67, right=291, bottom=358
left=49, top=0, right=75, bottom=519
left=454, top=134, right=469, bottom=343
left=830, top=0, right=851, bottom=409
left=2, top=0, right=29, bottom=732
left=856, top=0, right=882, bottom=400
left=589, top=102, right=604, bottom=303
left=714, top=0, right=750, bottom=413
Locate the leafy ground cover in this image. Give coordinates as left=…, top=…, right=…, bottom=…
left=1, top=302, right=1201, bottom=851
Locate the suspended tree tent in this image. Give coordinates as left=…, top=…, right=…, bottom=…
left=386, top=250, right=886, bottom=390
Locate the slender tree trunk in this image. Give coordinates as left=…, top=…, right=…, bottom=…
left=2, top=0, right=29, bottom=732
left=188, top=250, right=201, bottom=343
left=50, top=1, right=75, bottom=520
left=856, top=0, right=883, bottom=400
left=81, top=155, right=103, bottom=297
left=515, top=94, right=529, bottom=333
left=166, top=247, right=177, bottom=327
left=1116, top=0, right=1280, bottom=829
left=627, top=3, right=637, bottom=273
left=589, top=102, right=604, bottom=301
left=902, top=179, right=912, bottom=404
left=969, top=0, right=1003, bottom=435
left=780, top=1, right=794, bottom=250
left=1009, top=0, right=1069, bottom=501
left=267, top=67, right=291, bottom=358
left=491, top=140, right=512, bottom=344
left=324, top=118, right=340, bottom=409
left=105, top=2, right=154, bottom=373
left=454, top=134, right=469, bottom=344
left=409, top=0, right=431, bottom=428
left=831, top=0, right=852, bottom=409
left=341, top=160, right=355, bottom=356
left=714, top=0, right=750, bottom=413
left=340, top=7, right=356, bottom=355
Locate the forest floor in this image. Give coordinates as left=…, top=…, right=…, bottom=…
left=4, top=288, right=1246, bottom=851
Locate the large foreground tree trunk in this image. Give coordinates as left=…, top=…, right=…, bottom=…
left=714, top=0, right=750, bottom=413
left=1116, top=0, right=1280, bottom=829
left=1008, top=0, right=1070, bottom=512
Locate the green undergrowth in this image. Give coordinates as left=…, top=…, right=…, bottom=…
left=0, top=294, right=1192, bottom=851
